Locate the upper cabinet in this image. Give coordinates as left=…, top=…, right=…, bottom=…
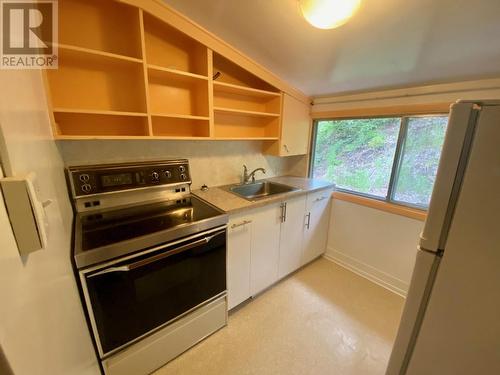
left=44, top=0, right=310, bottom=144
left=265, top=93, right=312, bottom=156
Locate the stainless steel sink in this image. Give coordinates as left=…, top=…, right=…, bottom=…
left=229, top=181, right=300, bottom=201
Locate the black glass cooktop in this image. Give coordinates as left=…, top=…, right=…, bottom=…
left=80, top=196, right=222, bottom=251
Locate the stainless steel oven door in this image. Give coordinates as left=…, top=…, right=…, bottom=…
left=79, top=226, right=227, bottom=358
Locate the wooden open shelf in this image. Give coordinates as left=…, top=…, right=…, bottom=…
left=213, top=81, right=281, bottom=98
left=148, top=68, right=209, bottom=117
left=57, top=44, right=143, bottom=64
left=46, top=48, right=147, bottom=113
left=143, top=13, right=208, bottom=76
left=59, top=0, right=142, bottom=59
left=148, top=64, right=208, bottom=81
left=214, top=86, right=281, bottom=115
left=53, top=108, right=147, bottom=117
left=213, top=53, right=280, bottom=92
left=152, top=116, right=210, bottom=138
left=214, top=112, right=280, bottom=139
left=53, top=112, right=150, bottom=138
left=151, top=113, right=210, bottom=121
left=214, top=107, right=281, bottom=118
left=211, top=56, right=282, bottom=129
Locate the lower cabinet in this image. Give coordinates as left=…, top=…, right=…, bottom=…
left=249, top=203, right=281, bottom=295
left=227, top=213, right=253, bottom=310
left=302, top=188, right=334, bottom=265
left=227, top=188, right=333, bottom=310
left=278, top=196, right=307, bottom=279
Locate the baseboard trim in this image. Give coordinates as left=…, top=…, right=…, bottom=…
left=323, top=248, right=408, bottom=297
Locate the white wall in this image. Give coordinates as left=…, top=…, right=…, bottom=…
left=0, top=70, right=99, bottom=375
left=312, top=78, right=500, bottom=113
left=325, top=199, right=424, bottom=297
left=58, top=140, right=307, bottom=189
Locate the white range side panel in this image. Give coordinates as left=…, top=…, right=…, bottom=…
left=250, top=203, right=281, bottom=295
left=278, top=195, right=307, bottom=279
left=406, top=105, right=500, bottom=374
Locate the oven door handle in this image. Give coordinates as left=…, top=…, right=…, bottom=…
left=87, top=230, right=225, bottom=278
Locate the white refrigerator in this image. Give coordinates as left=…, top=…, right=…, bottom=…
left=386, top=100, right=500, bottom=375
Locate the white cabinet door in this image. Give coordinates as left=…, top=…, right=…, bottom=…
left=227, top=213, right=253, bottom=310
left=264, top=93, right=311, bottom=156
left=278, top=195, right=307, bottom=279
left=302, top=188, right=333, bottom=265
left=250, top=203, right=281, bottom=295
left=280, top=93, right=311, bottom=156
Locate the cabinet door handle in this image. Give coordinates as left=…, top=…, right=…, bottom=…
left=283, top=144, right=290, bottom=153
left=305, top=212, right=311, bottom=229
left=280, top=203, right=285, bottom=223
left=314, top=196, right=329, bottom=202
left=231, top=220, right=252, bottom=229
left=284, top=202, right=287, bottom=223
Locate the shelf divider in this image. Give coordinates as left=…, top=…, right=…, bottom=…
left=52, top=108, right=148, bottom=117
left=147, top=64, right=209, bottom=81
left=213, top=81, right=281, bottom=98
left=151, top=113, right=210, bottom=120
left=139, top=9, right=153, bottom=135
left=57, top=43, right=143, bottom=64
left=214, top=107, right=281, bottom=118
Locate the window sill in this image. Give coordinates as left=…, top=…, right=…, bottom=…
left=332, top=191, right=427, bottom=221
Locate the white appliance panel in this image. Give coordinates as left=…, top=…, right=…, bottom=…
left=405, top=105, right=500, bottom=374
left=385, top=250, right=440, bottom=375
left=419, top=102, right=477, bottom=252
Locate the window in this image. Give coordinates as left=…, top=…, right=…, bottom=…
left=311, top=115, right=449, bottom=209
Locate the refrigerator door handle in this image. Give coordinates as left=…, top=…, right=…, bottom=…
left=419, top=102, right=479, bottom=252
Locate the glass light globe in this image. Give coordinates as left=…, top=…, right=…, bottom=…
left=299, top=0, right=362, bottom=29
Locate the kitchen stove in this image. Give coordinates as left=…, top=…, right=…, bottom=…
left=67, top=160, right=228, bottom=375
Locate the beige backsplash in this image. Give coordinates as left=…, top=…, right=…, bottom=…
left=57, top=140, right=308, bottom=189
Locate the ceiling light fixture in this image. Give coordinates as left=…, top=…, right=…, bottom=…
left=299, top=0, right=362, bottom=30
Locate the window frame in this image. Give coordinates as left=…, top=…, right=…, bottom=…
left=309, top=113, right=449, bottom=211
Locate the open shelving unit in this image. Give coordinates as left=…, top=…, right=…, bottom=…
left=212, top=53, right=282, bottom=140
left=143, top=13, right=208, bottom=76
left=59, top=0, right=143, bottom=59
left=53, top=112, right=150, bottom=138
left=147, top=68, right=209, bottom=116
left=47, top=48, right=147, bottom=113
left=44, top=0, right=285, bottom=141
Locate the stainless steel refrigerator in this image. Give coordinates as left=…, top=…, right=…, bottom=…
left=386, top=100, right=500, bottom=375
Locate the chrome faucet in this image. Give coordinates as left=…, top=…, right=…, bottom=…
left=243, top=165, right=266, bottom=184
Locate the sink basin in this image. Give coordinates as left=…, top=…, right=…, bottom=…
left=230, top=181, right=300, bottom=201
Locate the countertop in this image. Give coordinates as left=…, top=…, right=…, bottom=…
left=192, top=176, right=335, bottom=214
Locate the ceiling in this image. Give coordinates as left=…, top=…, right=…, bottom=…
left=162, top=0, right=500, bottom=97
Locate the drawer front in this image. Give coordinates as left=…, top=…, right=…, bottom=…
left=306, top=188, right=333, bottom=210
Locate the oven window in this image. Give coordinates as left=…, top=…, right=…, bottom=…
left=84, top=230, right=226, bottom=355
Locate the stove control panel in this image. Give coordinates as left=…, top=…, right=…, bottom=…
left=68, top=160, right=191, bottom=197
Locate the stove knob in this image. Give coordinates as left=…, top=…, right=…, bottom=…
left=164, top=170, right=172, bottom=179
left=151, top=171, right=160, bottom=181
left=179, top=166, right=186, bottom=173
left=81, top=184, right=92, bottom=193
left=180, top=173, right=187, bottom=181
